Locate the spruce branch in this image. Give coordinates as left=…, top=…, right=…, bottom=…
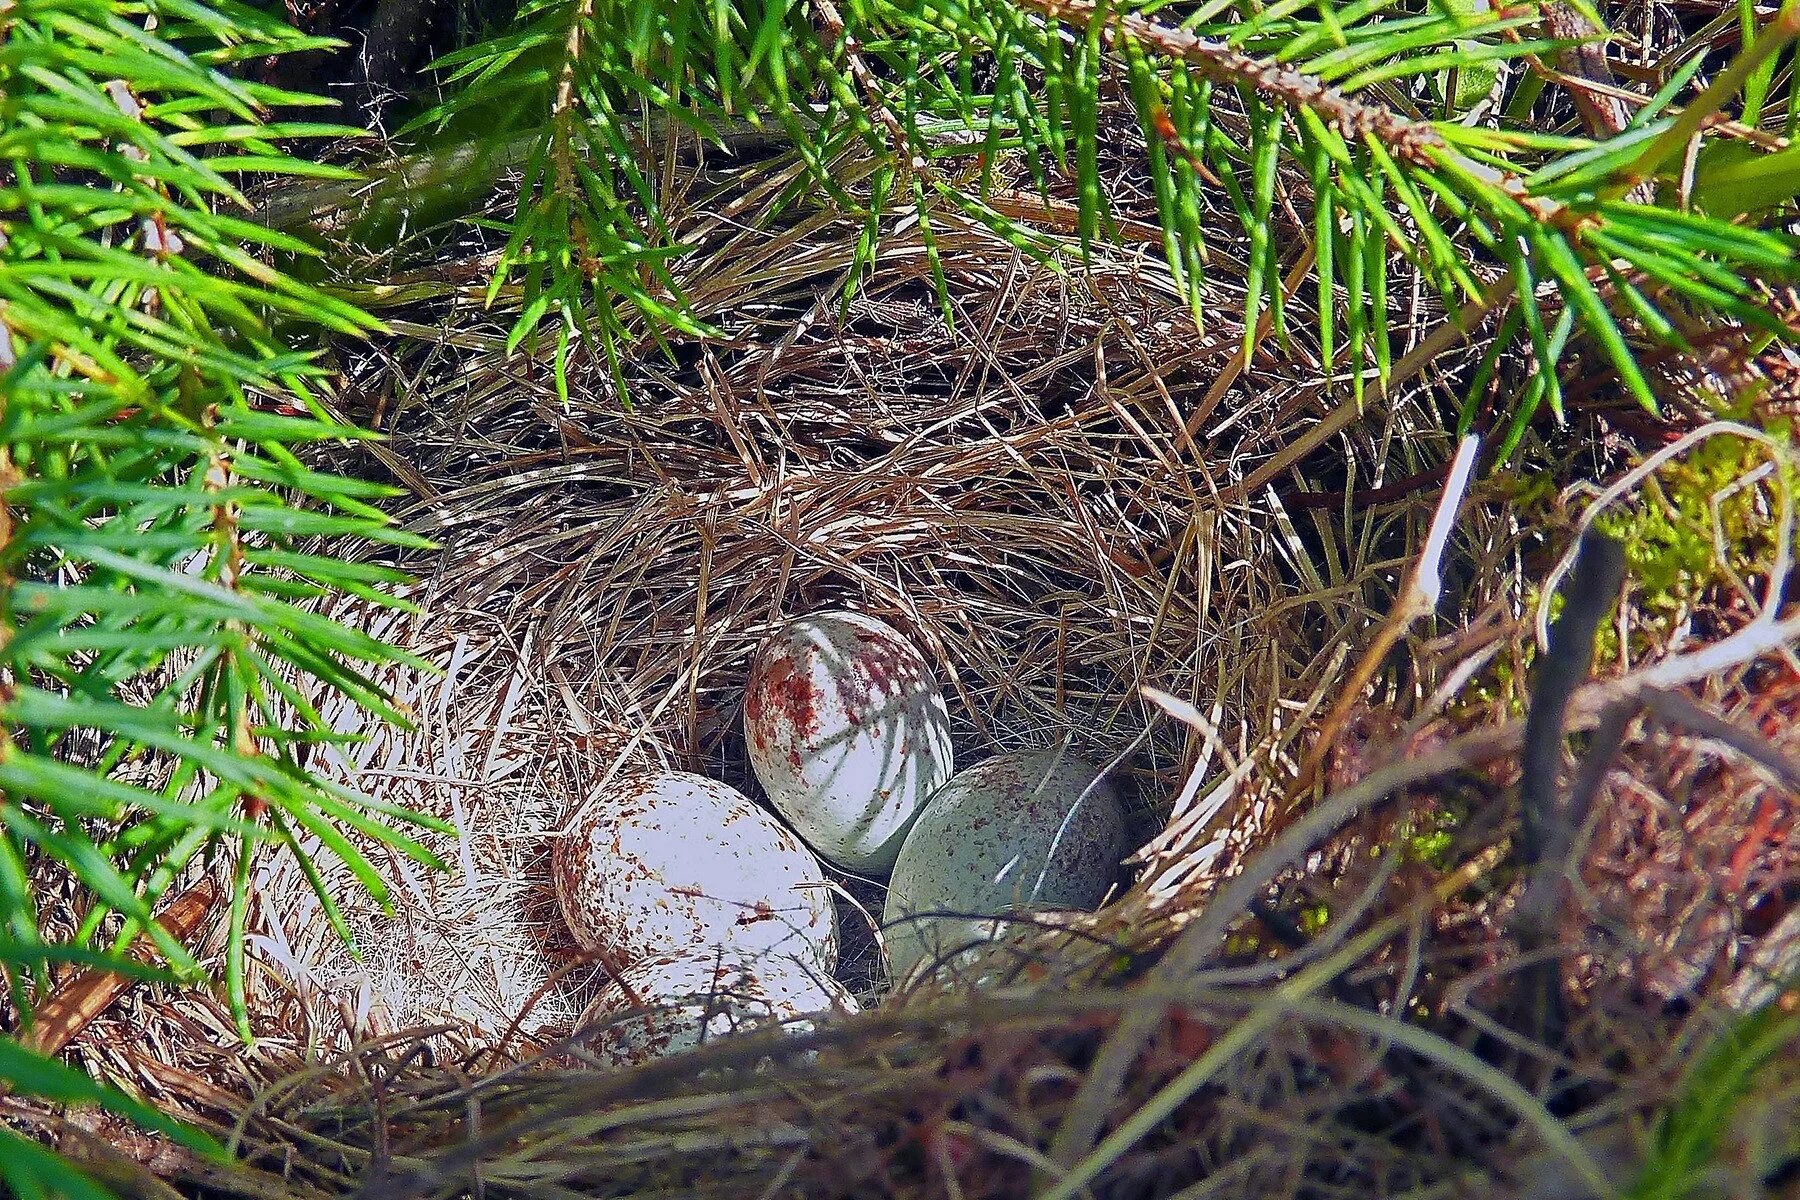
left=1021, top=0, right=1452, bottom=167
left=0, top=0, right=447, bottom=1078
left=385, top=0, right=1799, bottom=439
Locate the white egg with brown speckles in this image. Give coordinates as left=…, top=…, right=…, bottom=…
left=882, top=749, right=1125, bottom=981
left=744, top=611, right=954, bottom=873
left=553, top=770, right=837, bottom=970
left=575, top=948, right=858, bottom=1069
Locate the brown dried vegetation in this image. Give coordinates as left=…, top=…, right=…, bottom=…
left=8, top=79, right=1800, bottom=1200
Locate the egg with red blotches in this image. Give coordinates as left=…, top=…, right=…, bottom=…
left=744, top=611, right=955, bottom=873
left=574, top=948, right=859, bottom=1069
left=553, top=770, right=837, bottom=971
left=882, top=749, right=1126, bottom=982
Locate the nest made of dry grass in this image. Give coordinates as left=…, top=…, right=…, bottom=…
left=79, top=415, right=1790, bottom=1200
left=221, top=127, right=1492, bottom=1056
left=1, top=17, right=1797, bottom=1193
left=23, top=94, right=1800, bottom=1200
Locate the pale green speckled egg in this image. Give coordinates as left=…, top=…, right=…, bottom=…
left=882, top=749, right=1125, bottom=982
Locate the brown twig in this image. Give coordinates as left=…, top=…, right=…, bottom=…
left=1539, top=3, right=1634, bottom=138
left=1022, top=0, right=1446, bottom=162
left=10, top=879, right=219, bottom=1064
left=1279, top=462, right=1453, bottom=511
left=814, top=0, right=921, bottom=171
left=1510, top=531, right=1623, bottom=1046
left=1638, top=687, right=1800, bottom=791
left=1519, top=531, right=1626, bottom=878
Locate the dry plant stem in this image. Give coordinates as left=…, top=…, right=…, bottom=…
left=1515, top=698, right=1634, bottom=942
left=985, top=190, right=1170, bottom=246
left=367, top=862, right=1522, bottom=1200
left=1609, top=0, right=1800, bottom=195
left=1540, top=4, right=1633, bottom=138
left=1045, top=835, right=1614, bottom=1200
left=1285, top=998, right=1617, bottom=1193
left=1579, top=610, right=1800, bottom=721
left=1637, top=686, right=1800, bottom=789
left=1511, top=531, right=1624, bottom=1043
left=369, top=805, right=1519, bottom=1200
left=1178, top=246, right=1316, bottom=451
left=24, top=1118, right=190, bottom=1200
left=1509, top=671, right=1800, bottom=1043
left=1286, top=434, right=1480, bottom=804
left=367, top=954, right=1511, bottom=1200
left=9, top=879, right=218, bottom=1065
left=1512, top=677, right=1800, bottom=957
left=1022, top=0, right=1444, bottom=160
left=813, top=0, right=918, bottom=168
left=1148, top=268, right=1505, bottom=574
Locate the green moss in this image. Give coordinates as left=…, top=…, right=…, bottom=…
left=1482, top=425, right=1793, bottom=702
left=1590, top=429, right=1791, bottom=656
left=1462, top=648, right=1531, bottom=720
left=1408, top=825, right=1455, bottom=867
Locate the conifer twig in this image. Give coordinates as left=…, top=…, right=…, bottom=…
left=1016, top=0, right=1568, bottom=224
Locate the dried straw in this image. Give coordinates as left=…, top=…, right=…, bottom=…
left=27, top=94, right=1800, bottom=1200
left=245, top=143, right=1472, bottom=1051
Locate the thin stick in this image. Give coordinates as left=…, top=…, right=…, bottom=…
left=1507, top=530, right=1624, bottom=1046
left=1639, top=687, right=1800, bottom=790
left=6, top=879, right=218, bottom=1073
left=1519, top=531, right=1626, bottom=876
left=1177, top=246, right=1317, bottom=453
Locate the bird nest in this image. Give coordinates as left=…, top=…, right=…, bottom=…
left=245, top=205, right=1471, bottom=1050
left=130, top=404, right=1791, bottom=1200
left=20, top=135, right=1800, bottom=1200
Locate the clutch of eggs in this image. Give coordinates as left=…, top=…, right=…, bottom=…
left=745, top=611, right=955, bottom=873
left=574, top=948, right=859, bottom=1069
left=553, top=769, right=837, bottom=970
left=882, top=749, right=1126, bottom=982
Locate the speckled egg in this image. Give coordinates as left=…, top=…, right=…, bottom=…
left=882, top=749, right=1126, bottom=981
left=574, top=948, right=859, bottom=1069
left=553, top=770, right=837, bottom=970
left=744, top=611, right=955, bottom=873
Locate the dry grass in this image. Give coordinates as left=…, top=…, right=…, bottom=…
left=235, top=129, right=1481, bottom=1053
left=12, top=103, right=1799, bottom=1200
